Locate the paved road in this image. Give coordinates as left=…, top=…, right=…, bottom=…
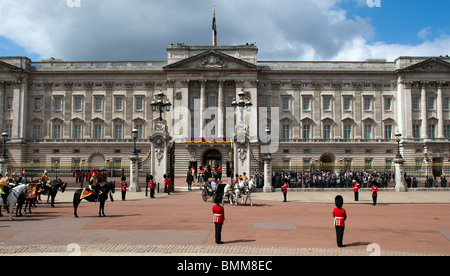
left=0, top=187, right=449, bottom=256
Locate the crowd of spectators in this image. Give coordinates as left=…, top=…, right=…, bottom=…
left=251, top=169, right=448, bottom=189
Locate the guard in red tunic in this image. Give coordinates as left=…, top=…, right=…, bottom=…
left=120, top=178, right=128, bottom=201
left=282, top=181, right=288, bottom=202
left=333, top=195, right=347, bottom=247
left=371, top=184, right=378, bottom=205
left=212, top=196, right=225, bottom=244
left=353, top=179, right=360, bottom=201
left=164, top=174, right=171, bottom=195
left=148, top=175, right=155, bottom=198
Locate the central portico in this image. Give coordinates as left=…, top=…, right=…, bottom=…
left=163, top=45, right=261, bottom=177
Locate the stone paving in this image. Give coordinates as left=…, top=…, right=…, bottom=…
left=0, top=184, right=449, bottom=256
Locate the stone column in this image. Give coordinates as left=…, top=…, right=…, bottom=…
left=129, top=153, right=141, bottom=192
left=420, top=82, right=428, bottom=139
left=63, top=82, right=73, bottom=139
left=217, top=80, right=225, bottom=138
left=12, top=81, right=21, bottom=139
left=394, top=157, right=406, bottom=192
left=353, top=82, right=363, bottom=139
left=199, top=80, right=207, bottom=138
left=0, top=81, right=5, bottom=132
left=437, top=82, right=445, bottom=139
left=104, top=82, right=114, bottom=139
left=263, top=154, right=273, bottom=193
left=150, top=120, right=171, bottom=193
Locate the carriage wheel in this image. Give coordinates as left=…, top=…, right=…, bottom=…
left=202, top=189, right=208, bottom=202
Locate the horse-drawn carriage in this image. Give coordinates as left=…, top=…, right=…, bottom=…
left=201, top=182, right=226, bottom=203
left=222, top=179, right=257, bottom=206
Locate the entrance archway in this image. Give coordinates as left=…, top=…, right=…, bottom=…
left=203, top=149, right=222, bottom=167
left=319, top=154, right=335, bottom=172
left=90, top=155, right=105, bottom=169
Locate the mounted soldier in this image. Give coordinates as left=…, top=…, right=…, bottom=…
left=40, top=169, right=50, bottom=186
left=89, top=169, right=100, bottom=195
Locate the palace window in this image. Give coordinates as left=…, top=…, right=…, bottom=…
left=343, top=97, right=351, bottom=111
left=303, top=125, right=311, bottom=139
left=135, top=124, right=143, bottom=139
left=33, top=125, right=41, bottom=139
left=114, top=125, right=123, bottom=139
left=445, top=125, right=450, bottom=138
left=323, top=124, right=331, bottom=139
left=208, top=96, right=216, bottom=108
left=93, top=125, right=102, bottom=139
left=428, top=97, right=435, bottom=110
left=412, top=97, right=420, bottom=110
left=303, top=97, right=311, bottom=111
left=34, top=98, right=42, bottom=111
left=444, top=97, right=449, bottom=110
left=323, top=97, right=331, bottom=111
left=282, top=125, right=290, bottom=139
left=384, top=125, right=392, bottom=139
left=115, top=97, right=123, bottom=111
left=413, top=125, right=420, bottom=138
left=54, top=97, right=62, bottom=112
left=53, top=124, right=61, bottom=139
left=94, top=97, right=102, bottom=111
left=363, top=97, right=372, bottom=111
left=343, top=125, right=352, bottom=140
left=364, top=125, right=372, bottom=139
left=73, top=125, right=81, bottom=139
left=384, top=97, right=392, bottom=111
left=74, top=97, right=82, bottom=111
left=282, top=97, right=290, bottom=111
left=6, top=97, right=13, bottom=110
left=135, top=96, right=143, bottom=111
left=428, top=124, right=436, bottom=138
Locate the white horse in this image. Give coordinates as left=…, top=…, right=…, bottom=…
left=243, top=179, right=257, bottom=206
left=0, top=184, right=28, bottom=221
left=222, top=183, right=236, bottom=205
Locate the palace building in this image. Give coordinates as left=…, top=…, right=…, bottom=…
left=1, top=44, right=449, bottom=178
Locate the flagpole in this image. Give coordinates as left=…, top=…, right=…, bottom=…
left=212, top=4, right=217, bottom=46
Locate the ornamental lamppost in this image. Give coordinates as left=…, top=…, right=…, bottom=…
left=395, top=132, right=403, bottom=159
left=0, top=131, right=9, bottom=176
left=1, top=131, right=8, bottom=160
left=132, top=128, right=139, bottom=155
left=151, top=91, right=172, bottom=121
left=394, top=132, right=406, bottom=192
left=263, top=125, right=274, bottom=193
left=129, top=128, right=141, bottom=192
left=231, top=90, right=253, bottom=122
left=149, top=90, right=172, bottom=193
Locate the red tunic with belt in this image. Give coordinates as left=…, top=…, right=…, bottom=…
left=333, top=208, right=347, bottom=227
left=371, top=186, right=378, bottom=196
left=212, top=205, right=225, bottom=224
left=353, top=182, right=360, bottom=192
left=120, top=181, right=128, bottom=192
left=282, top=184, right=288, bottom=194
left=149, top=180, right=155, bottom=189
left=164, top=178, right=171, bottom=187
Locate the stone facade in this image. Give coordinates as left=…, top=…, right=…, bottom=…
left=0, top=45, right=449, bottom=177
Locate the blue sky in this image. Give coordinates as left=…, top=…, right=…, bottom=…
left=339, top=0, right=450, bottom=45
left=0, top=0, right=449, bottom=62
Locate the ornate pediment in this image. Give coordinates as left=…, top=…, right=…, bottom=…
left=164, top=50, right=259, bottom=71
left=0, top=61, right=21, bottom=71
left=398, top=58, right=450, bottom=73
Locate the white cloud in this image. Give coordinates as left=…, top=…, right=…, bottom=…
left=333, top=34, right=450, bottom=61
left=0, top=0, right=448, bottom=62
left=417, top=27, right=432, bottom=40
